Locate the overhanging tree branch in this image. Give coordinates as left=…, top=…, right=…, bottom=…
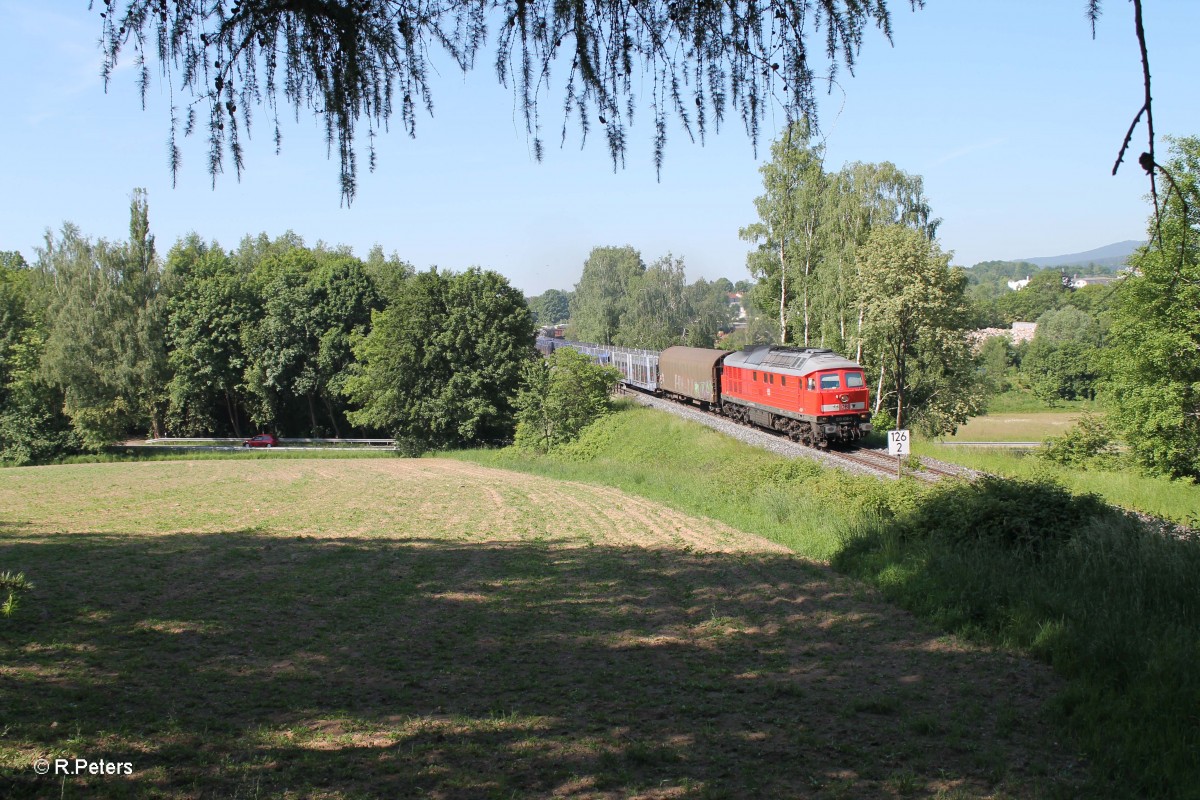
left=94, top=0, right=920, bottom=204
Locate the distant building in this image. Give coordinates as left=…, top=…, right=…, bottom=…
left=727, top=292, right=748, bottom=321
left=1069, top=274, right=1117, bottom=288
left=1006, top=276, right=1032, bottom=291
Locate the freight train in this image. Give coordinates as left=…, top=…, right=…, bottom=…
left=536, top=338, right=873, bottom=447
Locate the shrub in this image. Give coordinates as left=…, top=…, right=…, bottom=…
left=1039, top=413, right=1119, bottom=468
left=514, top=348, right=621, bottom=453
left=899, top=475, right=1108, bottom=560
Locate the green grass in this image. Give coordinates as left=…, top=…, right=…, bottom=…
left=834, top=477, right=1200, bottom=800
left=48, top=447, right=401, bottom=467
left=914, top=440, right=1199, bottom=524
left=983, top=390, right=1105, bottom=415
left=454, top=404, right=909, bottom=562
left=0, top=457, right=1081, bottom=798
left=3, top=405, right=1195, bottom=798
left=938, top=411, right=1083, bottom=442
left=452, top=405, right=1200, bottom=799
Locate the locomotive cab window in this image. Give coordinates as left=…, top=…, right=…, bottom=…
left=781, top=376, right=787, bottom=387
left=819, top=373, right=841, bottom=390
left=845, top=371, right=865, bottom=388
left=807, top=378, right=816, bottom=391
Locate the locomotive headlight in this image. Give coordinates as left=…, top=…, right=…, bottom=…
left=839, top=393, right=849, bottom=403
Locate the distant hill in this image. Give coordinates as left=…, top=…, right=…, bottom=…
left=1017, top=240, right=1144, bottom=270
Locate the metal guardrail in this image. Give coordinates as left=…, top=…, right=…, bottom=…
left=143, top=437, right=396, bottom=446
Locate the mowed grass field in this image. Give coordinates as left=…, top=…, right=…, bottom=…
left=0, top=459, right=1087, bottom=799
left=935, top=412, right=1082, bottom=443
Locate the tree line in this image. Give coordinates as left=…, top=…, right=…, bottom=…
left=566, top=246, right=748, bottom=349
left=0, top=192, right=541, bottom=462
left=741, top=127, right=1200, bottom=479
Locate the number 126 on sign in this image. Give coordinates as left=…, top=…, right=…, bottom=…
left=887, top=429, right=910, bottom=456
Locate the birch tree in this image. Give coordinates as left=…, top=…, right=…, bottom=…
left=858, top=225, right=982, bottom=435
left=740, top=120, right=825, bottom=344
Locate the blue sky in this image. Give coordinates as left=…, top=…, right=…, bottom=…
left=1, top=1, right=1197, bottom=295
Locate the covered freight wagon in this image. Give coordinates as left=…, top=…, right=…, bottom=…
left=658, top=347, right=729, bottom=406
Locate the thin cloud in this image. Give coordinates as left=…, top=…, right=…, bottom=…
left=927, top=137, right=1006, bottom=168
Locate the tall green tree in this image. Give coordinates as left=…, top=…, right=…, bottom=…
left=823, top=161, right=939, bottom=360
left=164, top=235, right=257, bottom=436
left=1022, top=304, right=1105, bottom=405
left=740, top=120, right=825, bottom=344
left=742, top=126, right=939, bottom=354
left=569, top=246, right=644, bottom=344
left=1105, top=135, right=1200, bottom=478
left=0, top=252, right=31, bottom=395
left=346, top=267, right=534, bottom=451
left=995, top=268, right=1070, bottom=323
left=528, top=289, right=572, bottom=327
left=0, top=251, right=76, bottom=463
left=858, top=225, right=983, bottom=434
left=35, top=190, right=169, bottom=447
left=364, top=244, right=415, bottom=301
left=976, top=335, right=1015, bottom=395
left=243, top=246, right=383, bottom=436
left=615, top=254, right=690, bottom=350
left=682, top=278, right=736, bottom=348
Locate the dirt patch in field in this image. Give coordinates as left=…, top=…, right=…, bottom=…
left=0, top=458, right=1088, bottom=798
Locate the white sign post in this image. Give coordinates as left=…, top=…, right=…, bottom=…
left=887, top=429, right=910, bottom=478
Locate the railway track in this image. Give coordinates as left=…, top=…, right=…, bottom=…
left=822, top=447, right=976, bottom=483
left=625, top=390, right=977, bottom=483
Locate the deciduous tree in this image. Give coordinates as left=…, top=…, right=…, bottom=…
left=164, top=235, right=257, bottom=436
left=616, top=254, right=689, bottom=350
left=242, top=245, right=383, bottom=436
left=528, top=289, right=571, bottom=327
left=1105, top=136, right=1200, bottom=478
left=0, top=252, right=75, bottom=464
left=345, top=267, right=534, bottom=451
left=569, top=246, right=644, bottom=345
left=514, top=347, right=620, bottom=452
left=35, top=191, right=169, bottom=447
left=740, top=120, right=825, bottom=344
left=858, top=225, right=982, bottom=435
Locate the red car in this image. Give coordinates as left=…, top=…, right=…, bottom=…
left=243, top=433, right=278, bottom=448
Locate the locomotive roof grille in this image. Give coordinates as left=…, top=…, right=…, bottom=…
left=760, top=349, right=836, bottom=370
left=728, top=344, right=860, bottom=375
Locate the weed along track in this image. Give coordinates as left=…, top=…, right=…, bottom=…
left=0, top=458, right=1089, bottom=798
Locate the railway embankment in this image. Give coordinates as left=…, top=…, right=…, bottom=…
left=457, top=403, right=1200, bottom=799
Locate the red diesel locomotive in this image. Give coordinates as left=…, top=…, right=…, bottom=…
left=717, top=345, right=872, bottom=447
left=656, top=344, right=873, bottom=447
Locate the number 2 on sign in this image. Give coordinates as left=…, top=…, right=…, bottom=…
left=887, top=429, right=910, bottom=456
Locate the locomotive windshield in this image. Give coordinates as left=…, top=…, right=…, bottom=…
left=819, top=373, right=841, bottom=390
left=845, top=371, right=865, bottom=388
